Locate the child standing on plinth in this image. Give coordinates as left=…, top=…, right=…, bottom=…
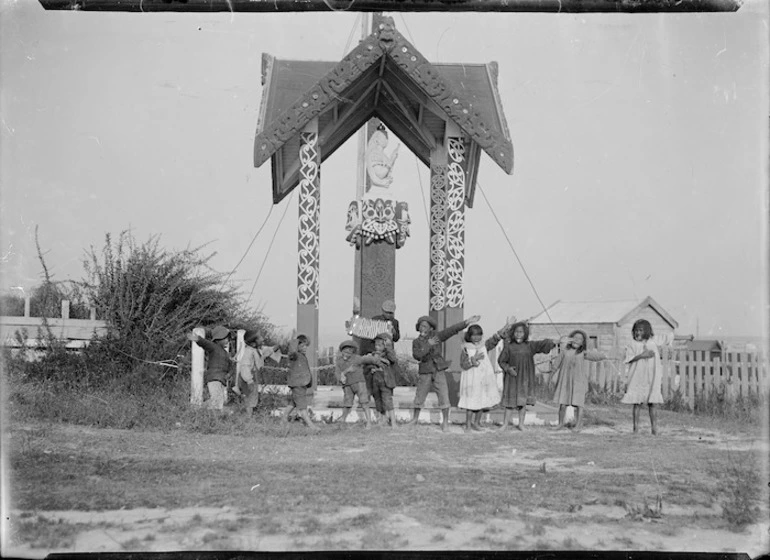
left=187, top=325, right=232, bottom=412
left=336, top=339, right=376, bottom=428
left=551, top=330, right=608, bottom=431
left=282, top=334, right=319, bottom=431
left=409, top=313, right=481, bottom=432
left=458, top=322, right=511, bottom=432
left=497, top=322, right=558, bottom=431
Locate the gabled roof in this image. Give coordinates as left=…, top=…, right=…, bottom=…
left=686, top=339, right=723, bottom=353
left=530, top=296, right=679, bottom=329
left=253, top=16, right=513, bottom=204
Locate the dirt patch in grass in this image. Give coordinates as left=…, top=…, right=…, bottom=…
left=3, top=404, right=769, bottom=557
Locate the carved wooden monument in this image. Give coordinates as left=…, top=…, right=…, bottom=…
left=253, top=16, right=514, bottom=389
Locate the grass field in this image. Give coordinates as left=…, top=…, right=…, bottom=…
left=3, top=401, right=769, bottom=556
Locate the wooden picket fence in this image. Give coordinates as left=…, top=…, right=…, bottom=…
left=579, top=349, right=768, bottom=405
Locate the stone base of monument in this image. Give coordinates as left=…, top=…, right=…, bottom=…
left=263, top=385, right=565, bottom=426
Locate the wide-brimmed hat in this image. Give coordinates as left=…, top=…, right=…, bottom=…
left=244, top=330, right=261, bottom=345
left=339, top=339, right=358, bottom=352
left=211, top=326, right=230, bottom=341
left=381, top=299, right=396, bottom=313
left=415, top=315, right=437, bottom=331
left=374, top=331, right=392, bottom=342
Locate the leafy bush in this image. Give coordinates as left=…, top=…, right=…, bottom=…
left=79, top=231, right=276, bottom=382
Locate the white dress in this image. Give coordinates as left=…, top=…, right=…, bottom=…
left=458, top=342, right=502, bottom=411
left=621, top=340, right=664, bottom=404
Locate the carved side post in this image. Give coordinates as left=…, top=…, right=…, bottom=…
left=297, top=119, right=320, bottom=397
left=190, top=327, right=205, bottom=406
left=428, top=147, right=448, bottom=333
left=443, top=123, right=469, bottom=406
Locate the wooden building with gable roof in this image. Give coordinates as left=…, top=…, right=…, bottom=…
left=528, top=296, right=678, bottom=355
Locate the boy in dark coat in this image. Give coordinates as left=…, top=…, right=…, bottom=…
left=410, top=313, right=480, bottom=431
left=187, top=325, right=232, bottom=411
left=369, top=331, right=400, bottom=428
left=336, top=339, right=377, bottom=427
left=281, top=334, right=319, bottom=430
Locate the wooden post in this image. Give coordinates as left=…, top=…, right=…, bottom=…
left=297, top=118, right=320, bottom=398
left=738, top=352, right=748, bottom=398
left=235, top=329, right=246, bottom=391
left=684, top=351, right=694, bottom=407
left=61, top=299, right=70, bottom=320
left=191, top=327, right=205, bottom=406
left=443, top=122, right=468, bottom=405
left=24, top=296, right=31, bottom=318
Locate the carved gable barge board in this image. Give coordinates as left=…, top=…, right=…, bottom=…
left=255, top=17, right=514, bottom=203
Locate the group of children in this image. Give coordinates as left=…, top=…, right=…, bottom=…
left=191, top=306, right=666, bottom=435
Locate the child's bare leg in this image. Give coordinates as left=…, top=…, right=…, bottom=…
left=572, top=406, right=582, bottom=431
left=386, top=409, right=397, bottom=428
left=632, top=404, right=640, bottom=433
left=363, top=403, right=372, bottom=428
left=464, top=410, right=473, bottom=431
left=408, top=408, right=421, bottom=425
left=648, top=404, right=658, bottom=435
left=516, top=406, right=526, bottom=431
left=339, top=406, right=352, bottom=423
left=282, top=404, right=295, bottom=423
left=300, top=409, right=319, bottom=430
left=471, top=411, right=483, bottom=431
left=556, top=405, right=567, bottom=429
left=498, top=408, right=512, bottom=431
left=440, top=408, right=450, bottom=432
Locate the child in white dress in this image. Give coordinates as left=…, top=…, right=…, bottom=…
left=458, top=322, right=511, bottom=431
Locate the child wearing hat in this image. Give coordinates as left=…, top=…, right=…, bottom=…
left=187, top=326, right=232, bottom=411
left=237, top=330, right=283, bottom=415
left=282, top=334, right=319, bottom=430
left=410, top=313, right=481, bottom=431
left=369, top=331, right=400, bottom=428
left=336, top=339, right=378, bottom=427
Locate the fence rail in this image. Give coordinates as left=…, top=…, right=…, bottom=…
left=577, top=349, right=768, bottom=404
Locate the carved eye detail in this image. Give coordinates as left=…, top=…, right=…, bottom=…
left=402, top=47, right=408, bottom=53
left=302, top=102, right=309, bottom=108
left=312, top=93, right=319, bottom=99
left=453, top=99, right=459, bottom=104
left=411, top=56, right=417, bottom=62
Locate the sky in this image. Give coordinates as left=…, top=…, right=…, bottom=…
left=1, top=0, right=768, bottom=348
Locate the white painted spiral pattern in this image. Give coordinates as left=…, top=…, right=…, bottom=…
left=297, top=132, right=320, bottom=306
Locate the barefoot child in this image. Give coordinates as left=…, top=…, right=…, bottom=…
left=497, top=322, right=558, bottom=431
left=458, top=322, right=510, bottom=432
left=369, top=331, right=399, bottom=428
left=282, top=334, right=319, bottom=430
left=237, top=330, right=282, bottom=415
left=620, top=319, right=667, bottom=435
left=187, top=326, right=232, bottom=411
left=335, top=339, right=376, bottom=427
left=551, top=330, right=608, bottom=431
left=410, top=313, right=481, bottom=432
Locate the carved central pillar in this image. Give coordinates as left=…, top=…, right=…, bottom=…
left=297, top=119, right=320, bottom=394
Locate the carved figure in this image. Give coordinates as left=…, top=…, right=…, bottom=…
left=366, top=125, right=400, bottom=191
